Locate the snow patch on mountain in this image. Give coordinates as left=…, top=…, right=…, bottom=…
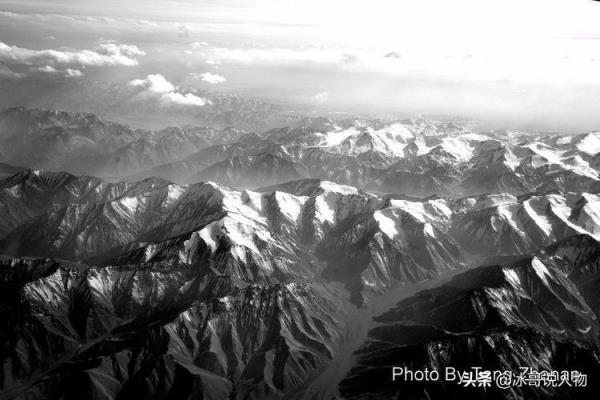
left=578, top=193, right=600, bottom=234
left=312, top=122, right=417, bottom=158
left=563, top=155, right=598, bottom=179
left=503, top=268, right=522, bottom=289
left=224, top=188, right=267, bottom=224
left=198, top=221, right=220, bottom=254
left=435, top=134, right=488, bottom=162
left=556, top=135, right=573, bottom=145
left=274, top=191, right=308, bottom=222
left=523, top=198, right=553, bottom=236
left=531, top=257, right=551, bottom=285
left=491, top=204, right=523, bottom=234
left=526, top=142, right=598, bottom=179
left=388, top=198, right=452, bottom=224
left=526, top=142, right=565, bottom=165
left=372, top=122, right=414, bottom=142
left=458, top=194, right=517, bottom=211
left=315, top=192, right=338, bottom=224
left=166, top=184, right=186, bottom=206
left=502, top=147, right=521, bottom=170
left=547, top=194, right=598, bottom=239
left=576, top=132, right=600, bottom=155
left=316, top=126, right=360, bottom=148
left=373, top=208, right=401, bottom=240
left=319, top=180, right=359, bottom=195
left=120, top=196, right=139, bottom=213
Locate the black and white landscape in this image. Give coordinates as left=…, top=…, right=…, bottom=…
left=2, top=1, right=600, bottom=399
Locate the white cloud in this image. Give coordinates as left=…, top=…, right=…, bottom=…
left=136, top=19, right=159, bottom=27
left=0, top=41, right=145, bottom=69
left=38, top=65, right=58, bottom=73
left=195, top=43, right=600, bottom=87
left=96, top=43, right=145, bottom=58
left=191, top=72, right=226, bottom=84
left=37, top=65, right=83, bottom=78
left=129, top=74, right=210, bottom=107
left=130, top=74, right=175, bottom=93
left=312, top=91, right=329, bottom=104
left=65, top=68, right=83, bottom=78
left=0, top=11, right=19, bottom=18
left=160, top=92, right=209, bottom=106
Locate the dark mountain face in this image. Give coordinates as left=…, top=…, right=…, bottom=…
left=0, top=163, right=26, bottom=180
left=0, top=107, right=146, bottom=175
left=0, top=107, right=249, bottom=179
left=190, top=152, right=309, bottom=188
left=98, top=126, right=247, bottom=178
left=2, top=108, right=600, bottom=399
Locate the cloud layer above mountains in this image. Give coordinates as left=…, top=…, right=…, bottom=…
left=0, top=41, right=144, bottom=68
left=0, top=40, right=144, bottom=79
left=1, top=0, right=600, bottom=131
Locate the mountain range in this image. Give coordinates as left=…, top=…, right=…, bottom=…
left=1, top=107, right=600, bottom=399
left=2, top=107, right=598, bottom=198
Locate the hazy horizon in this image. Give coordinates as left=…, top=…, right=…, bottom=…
left=1, top=0, right=600, bottom=132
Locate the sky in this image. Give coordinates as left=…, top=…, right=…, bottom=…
left=1, top=0, right=600, bottom=131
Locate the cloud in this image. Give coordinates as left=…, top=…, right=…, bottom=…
left=96, top=43, right=145, bottom=58
left=136, top=19, right=159, bottom=27
left=129, top=74, right=210, bottom=107
left=160, top=92, right=209, bottom=106
left=0, top=11, right=19, bottom=18
left=195, top=46, right=396, bottom=72
left=38, top=65, right=58, bottom=73
left=191, top=72, right=227, bottom=84
left=65, top=68, right=83, bottom=78
left=312, top=91, right=329, bottom=104
left=196, top=43, right=600, bottom=88
left=130, top=74, right=175, bottom=93
left=38, top=65, right=83, bottom=78
left=0, top=41, right=145, bottom=70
